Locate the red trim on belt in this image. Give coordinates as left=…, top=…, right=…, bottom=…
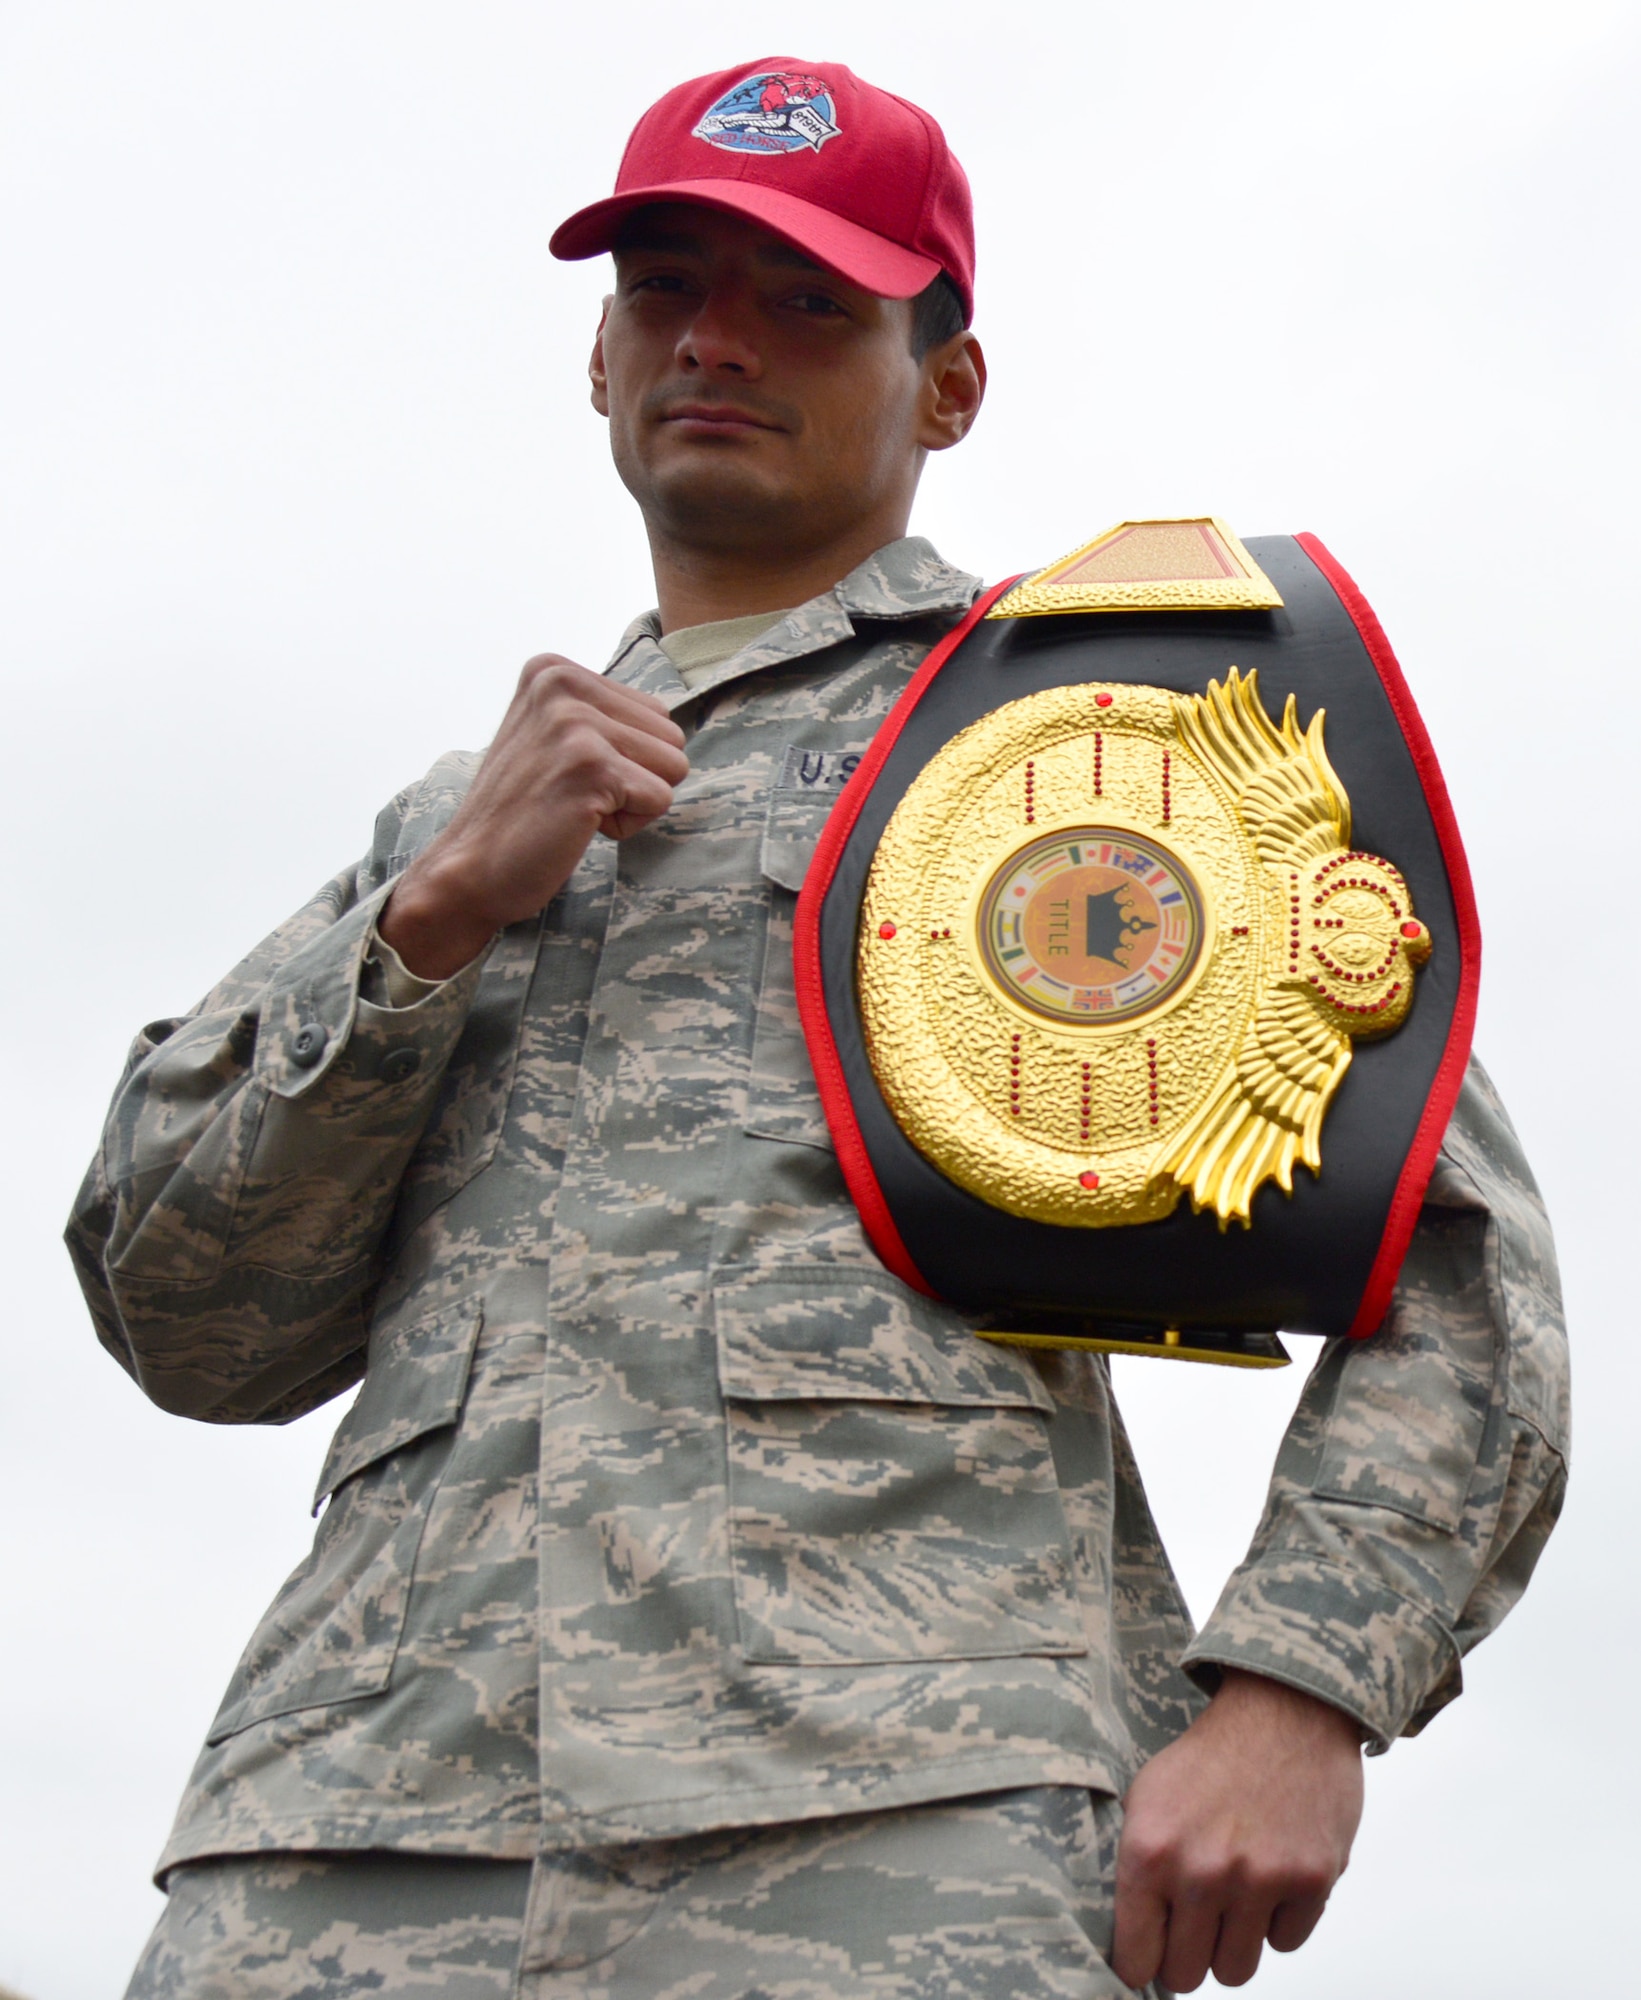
left=793, top=578, right=1021, bottom=1296
left=1295, top=533, right=1482, bottom=1338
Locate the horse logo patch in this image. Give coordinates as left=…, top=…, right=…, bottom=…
left=693, top=73, right=841, bottom=155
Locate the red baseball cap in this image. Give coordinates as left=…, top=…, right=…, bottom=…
left=549, top=60, right=975, bottom=322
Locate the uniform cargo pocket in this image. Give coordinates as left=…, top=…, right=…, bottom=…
left=714, top=1266, right=1085, bottom=1667
left=204, top=1297, right=483, bottom=1742
left=746, top=755, right=861, bottom=1151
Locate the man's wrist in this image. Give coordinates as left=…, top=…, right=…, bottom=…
left=379, top=857, right=499, bottom=982
left=1211, top=1668, right=1367, bottom=1749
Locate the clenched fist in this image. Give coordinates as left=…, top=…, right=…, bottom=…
left=1111, top=1669, right=1364, bottom=1992
left=380, top=654, right=689, bottom=980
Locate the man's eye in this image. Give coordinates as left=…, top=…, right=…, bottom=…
left=788, top=292, right=848, bottom=316
left=630, top=272, right=694, bottom=295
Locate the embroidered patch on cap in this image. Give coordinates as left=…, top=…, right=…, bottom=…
left=693, top=72, right=841, bottom=155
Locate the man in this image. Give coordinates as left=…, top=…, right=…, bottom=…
left=70, top=58, right=1568, bottom=1999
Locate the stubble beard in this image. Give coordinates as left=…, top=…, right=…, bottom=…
left=618, top=442, right=851, bottom=567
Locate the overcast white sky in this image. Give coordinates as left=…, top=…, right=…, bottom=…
left=2, top=3, right=1637, bottom=1995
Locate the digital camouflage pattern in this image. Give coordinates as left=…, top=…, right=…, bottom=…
left=127, top=1788, right=1159, bottom=1999
left=66, top=538, right=1570, bottom=1878
left=127, top=1854, right=530, bottom=1999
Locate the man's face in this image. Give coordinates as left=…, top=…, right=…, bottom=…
left=590, top=204, right=950, bottom=560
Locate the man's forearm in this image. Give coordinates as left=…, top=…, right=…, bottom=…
left=1111, top=1058, right=1569, bottom=1988
left=1179, top=1057, right=1569, bottom=1746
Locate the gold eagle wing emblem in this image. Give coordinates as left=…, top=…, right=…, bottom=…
left=1154, top=669, right=1430, bottom=1225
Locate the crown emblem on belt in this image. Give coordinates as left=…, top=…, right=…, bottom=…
left=856, top=668, right=1431, bottom=1230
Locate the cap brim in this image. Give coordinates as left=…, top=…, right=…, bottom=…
left=549, top=180, right=941, bottom=301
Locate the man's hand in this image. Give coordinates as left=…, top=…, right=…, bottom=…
left=379, top=655, right=689, bottom=980
left=1111, top=1669, right=1364, bottom=1993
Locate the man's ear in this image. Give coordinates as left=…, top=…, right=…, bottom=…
left=589, top=296, right=613, bottom=416
left=917, top=331, right=987, bottom=453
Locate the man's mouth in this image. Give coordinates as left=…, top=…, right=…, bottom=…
left=657, top=401, right=785, bottom=433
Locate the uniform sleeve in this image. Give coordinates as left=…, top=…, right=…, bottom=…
left=1181, top=1056, right=1570, bottom=1749
left=64, top=771, right=489, bottom=1426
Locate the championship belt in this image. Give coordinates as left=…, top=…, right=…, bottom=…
left=795, top=523, right=1479, bottom=1367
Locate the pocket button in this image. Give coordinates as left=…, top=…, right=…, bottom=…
left=290, top=1022, right=328, bottom=1068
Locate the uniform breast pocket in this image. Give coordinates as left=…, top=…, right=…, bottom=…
left=204, top=1298, right=483, bottom=1742
left=746, top=749, right=863, bottom=1151
left=714, top=1266, right=1086, bottom=1667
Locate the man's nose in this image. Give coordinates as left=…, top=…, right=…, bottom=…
left=676, top=288, right=763, bottom=378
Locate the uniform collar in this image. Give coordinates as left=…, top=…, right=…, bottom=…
left=604, top=536, right=981, bottom=713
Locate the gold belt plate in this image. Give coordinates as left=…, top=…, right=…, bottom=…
left=856, top=670, right=1430, bottom=1231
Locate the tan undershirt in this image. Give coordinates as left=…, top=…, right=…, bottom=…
left=365, top=932, right=450, bottom=1009
left=658, top=609, right=790, bottom=688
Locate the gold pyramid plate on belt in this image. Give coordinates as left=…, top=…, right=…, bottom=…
left=988, top=517, right=1284, bottom=617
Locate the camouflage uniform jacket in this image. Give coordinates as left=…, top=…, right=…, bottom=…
left=67, top=537, right=1570, bottom=1875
